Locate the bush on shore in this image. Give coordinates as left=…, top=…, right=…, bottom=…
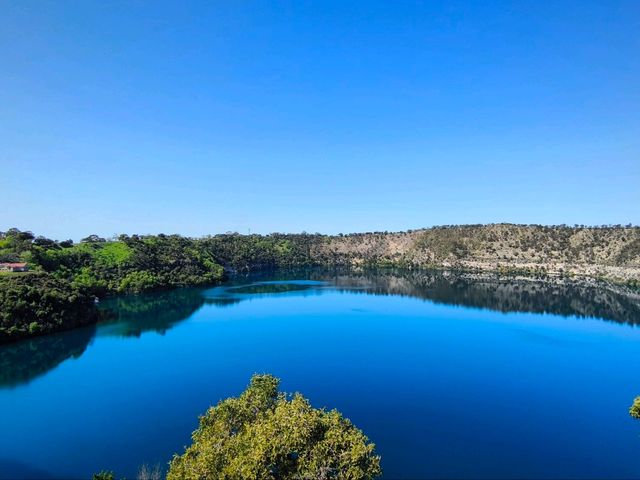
left=0, top=272, right=98, bottom=344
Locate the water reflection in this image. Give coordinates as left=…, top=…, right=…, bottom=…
left=203, top=280, right=327, bottom=303
left=0, top=325, right=96, bottom=388
left=318, top=269, right=640, bottom=326
left=1, top=269, right=638, bottom=389
left=97, top=288, right=208, bottom=337
left=205, top=268, right=640, bottom=326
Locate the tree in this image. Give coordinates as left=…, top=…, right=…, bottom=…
left=81, top=234, right=106, bottom=243
left=92, top=471, right=114, bottom=480
left=168, top=374, right=382, bottom=480
left=631, top=396, right=640, bottom=419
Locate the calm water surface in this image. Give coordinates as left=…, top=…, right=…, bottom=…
left=1, top=269, right=640, bottom=479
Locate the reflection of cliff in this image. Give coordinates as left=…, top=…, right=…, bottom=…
left=98, top=288, right=208, bottom=337
left=316, top=269, right=640, bottom=326
left=0, top=325, right=96, bottom=388
left=3, top=269, right=637, bottom=390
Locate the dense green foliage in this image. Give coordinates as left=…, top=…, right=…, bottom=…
left=1, top=228, right=226, bottom=296
left=200, top=233, right=322, bottom=271
left=31, top=234, right=225, bottom=295
left=168, top=374, right=382, bottom=480
left=631, top=397, right=640, bottom=419
left=0, top=272, right=97, bottom=343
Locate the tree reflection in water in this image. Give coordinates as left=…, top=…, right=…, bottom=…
left=0, top=325, right=96, bottom=388
left=317, top=269, right=640, bottom=326
left=2, top=269, right=638, bottom=389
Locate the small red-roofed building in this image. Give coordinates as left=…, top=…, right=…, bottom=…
left=0, top=262, right=28, bottom=272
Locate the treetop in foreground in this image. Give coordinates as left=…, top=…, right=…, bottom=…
left=167, top=374, right=382, bottom=480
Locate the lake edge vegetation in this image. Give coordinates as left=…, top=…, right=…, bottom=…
left=2, top=224, right=639, bottom=343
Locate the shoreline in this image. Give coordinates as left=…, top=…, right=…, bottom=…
left=2, top=264, right=639, bottom=346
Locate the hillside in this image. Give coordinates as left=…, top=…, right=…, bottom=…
left=3, top=224, right=639, bottom=286
left=204, top=224, right=640, bottom=285
left=311, top=224, right=640, bottom=285
left=1, top=224, right=639, bottom=343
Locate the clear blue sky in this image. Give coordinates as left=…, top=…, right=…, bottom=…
left=1, top=1, right=639, bottom=240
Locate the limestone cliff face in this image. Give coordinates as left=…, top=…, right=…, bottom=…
left=307, top=225, right=640, bottom=284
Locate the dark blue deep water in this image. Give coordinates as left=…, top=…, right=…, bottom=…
left=2, top=269, right=640, bottom=479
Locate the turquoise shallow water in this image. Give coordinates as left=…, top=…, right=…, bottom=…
left=1, top=269, right=640, bottom=479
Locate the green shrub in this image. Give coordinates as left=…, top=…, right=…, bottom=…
left=28, top=321, right=40, bottom=334
left=168, top=374, right=382, bottom=480
left=118, top=271, right=160, bottom=294
left=630, top=397, right=640, bottom=419
left=92, top=471, right=114, bottom=480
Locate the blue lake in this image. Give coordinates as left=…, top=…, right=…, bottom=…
left=1, top=269, right=640, bottom=479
